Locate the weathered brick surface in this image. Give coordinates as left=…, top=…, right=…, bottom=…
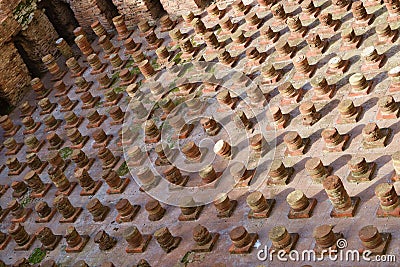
left=38, top=0, right=79, bottom=43
left=16, top=9, right=60, bottom=72
left=67, top=0, right=116, bottom=37
left=159, top=0, right=206, bottom=16
left=112, top=0, right=165, bottom=27
left=0, top=41, right=31, bottom=106
left=0, top=1, right=58, bottom=106
left=0, top=0, right=21, bottom=12
left=0, top=11, right=20, bottom=44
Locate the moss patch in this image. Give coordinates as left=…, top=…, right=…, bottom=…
left=59, top=147, right=73, bottom=160
left=95, top=101, right=104, bottom=108
left=151, top=58, right=161, bottom=70
left=181, top=251, right=195, bottom=264
left=20, top=194, right=31, bottom=208
left=13, top=0, right=37, bottom=29
left=173, top=52, right=183, bottom=65
left=28, top=248, right=46, bottom=264
left=110, top=74, right=120, bottom=87
left=112, top=71, right=120, bottom=81
left=126, top=59, right=135, bottom=68
left=114, top=87, right=126, bottom=94
left=132, top=66, right=141, bottom=75
left=117, top=162, right=129, bottom=177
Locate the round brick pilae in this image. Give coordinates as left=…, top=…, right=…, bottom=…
left=313, top=224, right=333, bottom=239
left=359, top=225, right=379, bottom=242
left=269, top=226, right=287, bottom=242
left=374, top=183, right=394, bottom=197
left=230, top=226, right=247, bottom=241
left=322, top=175, right=342, bottom=190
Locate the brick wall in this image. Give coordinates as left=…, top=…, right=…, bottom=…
left=112, top=0, right=165, bottom=27
left=159, top=0, right=211, bottom=16
left=0, top=0, right=21, bottom=13
left=0, top=11, right=21, bottom=44
left=0, top=41, right=31, bottom=106
left=67, top=0, right=116, bottom=37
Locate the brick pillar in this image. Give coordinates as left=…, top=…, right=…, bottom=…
left=38, top=0, right=79, bottom=43
left=0, top=42, right=31, bottom=106
left=16, top=9, right=60, bottom=72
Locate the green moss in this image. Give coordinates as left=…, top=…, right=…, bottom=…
left=28, top=248, right=46, bottom=264
left=125, top=59, right=135, bottom=68
left=189, top=36, right=196, bottom=45
left=131, top=66, right=141, bottom=75
left=151, top=58, right=160, bottom=70
left=173, top=52, right=182, bottom=65
left=210, top=65, right=217, bottom=74
left=181, top=251, right=194, bottom=264
left=195, top=90, right=203, bottom=98
left=13, top=0, right=38, bottom=28
left=114, top=87, right=126, bottom=93
left=117, top=162, right=129, bottom=176
left=112, top=71, right=120, bottom=79
left=59, top=147, right=73, bottom=160
left=111, top=72, right=120, bottom=87
left=168, top=140, right=175, bottom=149
left=95, top=101, right=104, bottom=108
left=173, top=97, right=185, bottom=106
left=20, top=194, right=31, bottom=208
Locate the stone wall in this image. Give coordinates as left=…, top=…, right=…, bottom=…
left=111, top=0, right=165, bottom=27
left=0, top=41, right=31, bottom=106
